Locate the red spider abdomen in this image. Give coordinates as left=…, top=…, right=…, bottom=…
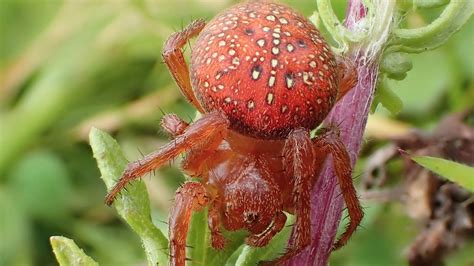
left=190, top=2, right=338, bottom=139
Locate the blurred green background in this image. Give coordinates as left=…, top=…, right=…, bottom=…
left=0, top=0, right=472, bottom=265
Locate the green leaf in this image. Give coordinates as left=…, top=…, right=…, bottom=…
left=89, top=127, right=168, bottom=266
left=187, top=209, right=211, bottom=265
left=50, top=236, right=98, bottom=266
left=410, top=155, right=474, bottom=192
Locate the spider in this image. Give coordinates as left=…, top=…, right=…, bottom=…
left=105, top=1, right=362, bottom=265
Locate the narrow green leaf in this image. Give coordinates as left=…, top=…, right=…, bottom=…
left=411, top=155, right=474, bottom=192
left=50, top=236, right=98, bottom=266
left=236, top=214, right=294, bottom=265
left=188, top=209, right=210, bottom=265
left=89, top=127, right=168, bottom=266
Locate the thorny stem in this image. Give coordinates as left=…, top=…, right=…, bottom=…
left=287, top=0, right=387, bottom=265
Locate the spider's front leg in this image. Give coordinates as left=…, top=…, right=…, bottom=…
left=105, top=111, right=229, bottom=205
left=169, top=182, right=209, bottom=266
left=313, top=129, right=364, bottom=249
left=162, top=112, right=228, bottom=249
left=163, top=20, right=206, bottom=113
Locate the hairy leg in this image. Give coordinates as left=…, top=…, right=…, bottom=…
left=162, top=113, right=226, bottom=248
left=246, top=211, right=287, bottom=248
left=181, top=124, right=227, bottom=178
left=314, top=130, right=364, bottom=249
left=105, top=111, right=229, bottom=205
left=276, top=128, right=316, bottom=262
left=335, top=56, right=358, bottom=102
left=161, top=113, right=226, bottom=177
left=161, top=113, right=190, bottom=137
left=163, top=20, right=206, bottom=112
left=169, top=182, right=209, bottom=266
left=208, top=200, right=226, bottom=249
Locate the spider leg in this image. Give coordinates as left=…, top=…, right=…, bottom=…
left=169, top=182, right=209, bottom=266
left=335, top=56, right=358, bottom=102
left=163, top=19, right=206, bottom=113
left=208, top=200, right=226, bottom=249
left=313, top=130, right=364, bottom=250
left=246, top=211, right=287, bottom=247
left=275, top=128, right=316, bottom=262
left=161, top=113, right=190, bottom=137
left=105, top=111, right=229, bottom=205
left=181, top=122, right=227, bottom=178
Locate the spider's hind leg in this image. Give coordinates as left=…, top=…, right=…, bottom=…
left=313, top=129, right=364, bottom=250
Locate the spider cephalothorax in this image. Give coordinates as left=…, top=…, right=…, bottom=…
left=105, top=2, right=362, bottom=265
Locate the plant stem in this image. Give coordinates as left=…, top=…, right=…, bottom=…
left=287, top=0, right=383, bottom=264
